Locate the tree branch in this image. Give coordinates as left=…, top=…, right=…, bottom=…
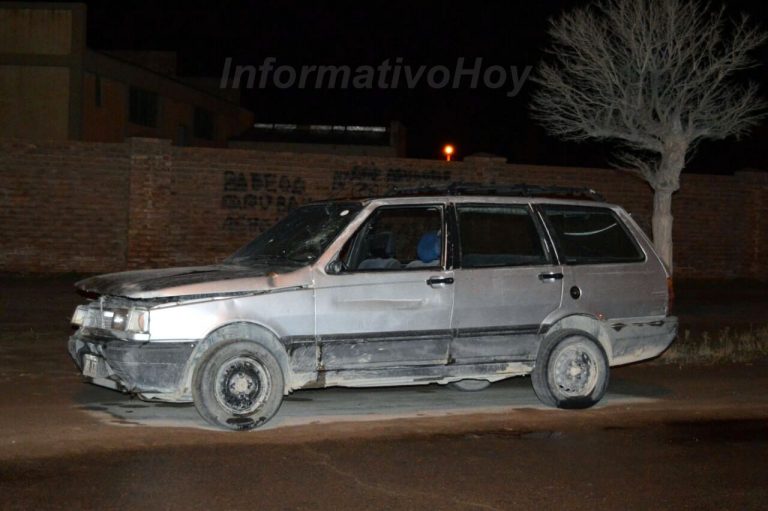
left=530, top=0, right=767, bottom=184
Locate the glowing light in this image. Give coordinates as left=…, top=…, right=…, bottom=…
left=443, top=144, right=455, bottom=161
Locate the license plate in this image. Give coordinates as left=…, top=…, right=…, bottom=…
left=82, top=354, right=107, bottom=378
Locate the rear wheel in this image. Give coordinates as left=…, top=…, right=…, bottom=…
left=532, top=330, right=609, bottom=409
left=193, top=340, right=284, bottom=431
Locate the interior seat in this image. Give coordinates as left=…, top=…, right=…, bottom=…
left=358, top=231, right=401, bottom=270
left=405, top=231, right=440, bottom=268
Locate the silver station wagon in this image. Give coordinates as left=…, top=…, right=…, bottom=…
left=69, top=184, right=677, bottom=430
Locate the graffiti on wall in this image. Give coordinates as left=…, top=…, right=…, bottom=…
left=222, top=165, right=452, bottom=234
left=222, top=171, right=306, bottom=233
left=330, top=165, right=452, bottom=197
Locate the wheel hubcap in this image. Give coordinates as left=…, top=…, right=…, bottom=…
left=214, top=356, right=270, bottom=415
left=553, top=344, right=598, bottom=397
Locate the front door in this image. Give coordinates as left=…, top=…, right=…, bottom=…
left=450, top=202, right=563, bottom=363
left=314, top=204, right=454, bottom=370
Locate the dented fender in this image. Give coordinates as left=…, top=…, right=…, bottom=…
left=543, top=313, right=677, bottom=365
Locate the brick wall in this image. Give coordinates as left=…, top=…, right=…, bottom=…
left=1, top=137, right=765, bottom=278
left=0, top=139, right=130, bottom=273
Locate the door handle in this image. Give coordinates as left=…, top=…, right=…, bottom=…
left=427, top=277, right=454, bottom=286
left=538, top=272, right=564, bottom=281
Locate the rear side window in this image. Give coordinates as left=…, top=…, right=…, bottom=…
left=457, top=205, right=549, bottom=268
left=541, top=205, right=644, bottom=264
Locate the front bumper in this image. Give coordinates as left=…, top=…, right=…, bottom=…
left=610, top=316, right=678, bottom=366
left=68, top=330, right=197, bottom=400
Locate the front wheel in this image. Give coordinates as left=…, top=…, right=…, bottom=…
left=532, top=330, right=609, bottom=409
left=193, top=340, right=285, bottom=431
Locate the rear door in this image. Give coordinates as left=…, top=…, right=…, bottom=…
left=538, top=204, right=667, bottom=319
left=449, top=202, right=563, bottom=363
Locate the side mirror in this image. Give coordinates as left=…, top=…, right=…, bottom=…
left=326, top=259, right=346, bottom=275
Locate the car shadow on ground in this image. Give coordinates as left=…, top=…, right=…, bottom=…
left=73, top=372, right=670, bottom=431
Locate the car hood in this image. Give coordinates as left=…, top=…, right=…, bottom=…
left=75, top=263, right=310, bottom=300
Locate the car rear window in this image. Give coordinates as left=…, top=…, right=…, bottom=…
left=457, top=205, right=549, bottom=268
left=541, top=205, right=644, bottom=264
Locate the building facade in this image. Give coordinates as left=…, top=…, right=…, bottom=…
left=0, top=3, right=253, bottom=146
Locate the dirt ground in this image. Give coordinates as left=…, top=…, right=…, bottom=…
left=0, top=275, right=766, bottom=509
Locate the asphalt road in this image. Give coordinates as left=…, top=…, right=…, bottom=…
left=2, top=416, right=766, bottom=511
left=0, top=275, right=767, bottom=510
left=1, top=360, right=767, bottom=510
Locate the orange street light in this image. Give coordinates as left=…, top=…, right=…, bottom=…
left=443, top=144, right=455, bottom=162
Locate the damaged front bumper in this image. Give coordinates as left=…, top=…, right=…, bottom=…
left=68, top=330, right=197, bottom=402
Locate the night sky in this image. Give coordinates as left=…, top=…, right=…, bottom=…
left=44, top=0, right=768, bottom=171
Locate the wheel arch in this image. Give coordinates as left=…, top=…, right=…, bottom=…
left=542, top=314, right=614, bottom=363
left=181, top=321, right=293, bottom=397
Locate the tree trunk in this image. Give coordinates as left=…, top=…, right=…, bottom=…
left=652, top=188, right=674, bottom=273
left=651, top=134, right=686, bottom=275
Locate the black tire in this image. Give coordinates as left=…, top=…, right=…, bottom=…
left=448, top=379, right=491, bottom=392
left=192, top=340, right=285, bottom=431
left=531, top=330, right=609, bottom=409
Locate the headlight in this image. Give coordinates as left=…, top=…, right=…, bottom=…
left=110, top=309, right=129, bottom=330
left=71, top=305, right=88, bottom=326
left=127, top=309, right=149, bottom=333
left=111, top=308, right=149, bottom=333
left=71, top=304, right=149, bottom=334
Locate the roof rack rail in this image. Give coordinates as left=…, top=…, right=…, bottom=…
left=384, top=182, right=605, bottom=202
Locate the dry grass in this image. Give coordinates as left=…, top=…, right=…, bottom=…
left=658, top=325, right=768, bottom=365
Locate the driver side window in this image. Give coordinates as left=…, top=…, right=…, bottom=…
left=343, top=206, right=444, bottom=271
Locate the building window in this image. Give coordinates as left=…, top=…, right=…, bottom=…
left=94, top=75, right=102, bottom=107
left=176, top=124, right=189, bottom=146
left=194, top=107, right=215, bottom=140
left=129, top=86, right=158, bottom=127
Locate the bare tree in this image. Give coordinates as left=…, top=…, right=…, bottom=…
left=531, top=0, right=766, bottom=272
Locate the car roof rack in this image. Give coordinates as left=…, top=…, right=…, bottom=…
left=384, top=182, right=605, bottom=202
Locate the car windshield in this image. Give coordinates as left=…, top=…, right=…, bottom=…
left=225, top=202, right=363, bottom=266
